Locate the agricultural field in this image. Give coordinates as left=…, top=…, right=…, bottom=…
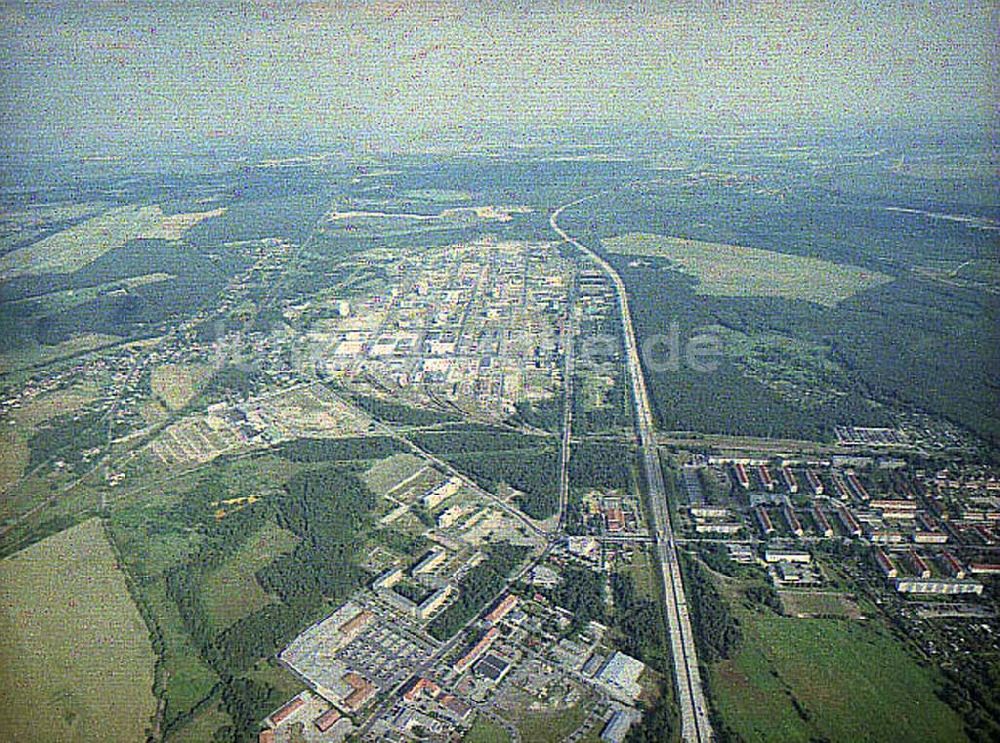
left=0, top=204, right=224, bottom=279
left=166, top=702, right=232, bottom=743
left=710, top=609, right=966, bottom=742
left=604, top=233, right=892, bottom=307
left=0, top=429, right=28, bottom=492
left=0, top=518, right=157, bottom=742
left=0, top=332, right=122, bottom=375
left=151, top=362, right=213, bottom=410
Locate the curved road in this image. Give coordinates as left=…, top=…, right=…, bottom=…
left=551, top=194, right=713, bottom=743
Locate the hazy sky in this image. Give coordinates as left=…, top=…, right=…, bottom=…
left=0, top=0, right=995, bottom=154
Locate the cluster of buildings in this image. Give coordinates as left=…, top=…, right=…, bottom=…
left=681, top=454, right=998, bottom=604
left=872, top=546, right=985, bottom=595
left=305, top=239, right=571, bottom=419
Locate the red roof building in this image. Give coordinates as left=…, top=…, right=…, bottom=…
left=314, top=708, right=342, bottom=733
left=269, top=697, right=305, bottom=726
left=485, top=594, right=519, bottom=624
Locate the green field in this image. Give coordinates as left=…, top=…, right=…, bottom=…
left=362, top=452, right=427, bottom=496
left=201, top=520, right=299, bottom=631
left=0, top=204, right=224, bottom=279
left=604, top=233, right=892, bottom=307
left=0, top=518, right=157, bottom=742
left=778, top=591, right=861, bottom=619
left=711, top=610, right=967, bottom=742
left=464, top=716, right=511, bottom=743
left=517, top=704, right=589, bottom=743
left=166, top=700, right=231, bottom=743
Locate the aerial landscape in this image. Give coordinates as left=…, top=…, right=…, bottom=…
left=0, top=2, right=997, bottom=742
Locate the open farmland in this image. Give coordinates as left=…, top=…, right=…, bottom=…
left=0, top=430, right=28, bottom=493
left=151, top=362, right=213, bottom=410
left=604, top=233, right=892, bottom=307
left=0, top=518, right=157, bottom=742
left=0, top=204, right=225, bottom=279
left=710, top=610, right=966, bottom=742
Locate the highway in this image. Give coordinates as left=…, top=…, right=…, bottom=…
left=551, top=194, right=713, bottom=743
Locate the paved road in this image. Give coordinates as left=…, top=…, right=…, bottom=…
left=557, top=291, right=577, bottom=533
left=551, top=195, right=713, bottom=743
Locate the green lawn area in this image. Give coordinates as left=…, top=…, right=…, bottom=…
left=464, top=716, right=511, bottom=743
left=0, top=518, right=157, bottom=742
left=362, top=452, right=427, bottom=496
left=142, top=576, right=219, bottom=725
left=165, top=699, right=231, bottom=743
left=604, top=233, right=892, bottom=307
left=201, top=520, right=299, bottom=631
left=245, top=658, right=307, bottom=711
left=711, top=609, right=967, bottom=742
left=779, top=591, right=861, bottom=618
left=517, top=704, right=589, bottom=743
left=628, top=545, right=659, bottom=601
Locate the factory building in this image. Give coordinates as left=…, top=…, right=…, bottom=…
left=601, top=710, right=636, bottom=743
left=871, top=499, right=917, bottom=511
left=765, top=548, right=811, bottom=564
left=895, top=579, right=984, bottom=595
left=691, top=506, right=729, bottom=519
left=868, top=530, right=904, bottom=545
left=695, top=522, right=742, bottom=534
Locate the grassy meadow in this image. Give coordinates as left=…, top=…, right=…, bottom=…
left=0, top=518, right=157, bottom=742
left=605, top=233, right=892, bottom=307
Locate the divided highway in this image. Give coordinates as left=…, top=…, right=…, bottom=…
left=551, top=195, right=713, bottom=743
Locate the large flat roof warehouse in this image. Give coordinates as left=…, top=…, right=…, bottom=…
left=596, top=651, right=646, bottom=701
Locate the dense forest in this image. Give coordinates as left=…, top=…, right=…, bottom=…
left=414, top=427, right=560, bottom=519
left=275, top=435, right=403, bottom=463
left=568, top=441, right=633, bottom=491
left=680, top=555, right=742, bottom=663
left=349, top=393, right=461, bottom=426
left=548, top=564, right=605, bottom=631
left=608, top=253, right=999, bottom=447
